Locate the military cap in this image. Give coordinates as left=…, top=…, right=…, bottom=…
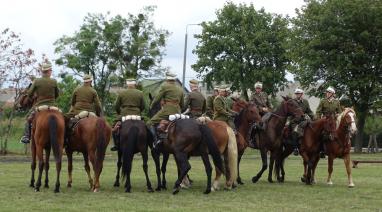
left=255, top=81, right=263, bottom=89
left=165, top=72, right=177, bottom=80
left=83, top=74, right=93, bottom=82
left=213, top=86, right=219, bottom=91
left=294, top=88, right=304, bottom=94
left=218, top=85, right=227, bottom=92
left=326, top=86, right=335, bottom=94
left=40, top=60, right=52, bottom=72
left=126, top=78, right=137, bottom=85
left=189, top=79, right=199, bottom=86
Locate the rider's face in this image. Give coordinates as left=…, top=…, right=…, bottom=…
left=295, top=93, right=303, bottom=99
left=255, top=87, right=262, bottom=93
left=326, top=92, right=333, bottom=98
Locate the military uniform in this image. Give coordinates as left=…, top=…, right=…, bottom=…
left=183, top=82, right=206, bottom=118
left=206, top=94, right=216, bottom=118
left=213, top=94, right=236, bottom=129
left=67, top=84, right=102, bottom=117
left=251, top=91, right=272, bottom=115
left=115, top=88, right=145, bottom=118
left=316, top=98, right=342, bottom=118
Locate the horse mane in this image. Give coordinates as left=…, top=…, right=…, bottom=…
left=234, top=108, right=245, bottom=129
left=336, top=107, right=356, bottom=129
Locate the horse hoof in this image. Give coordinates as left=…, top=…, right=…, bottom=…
left=161, top=185, right=167, bottom=190
left=237, top=179, right=244, bottom=185
left=93, top=188, right=99, bottom=193
left=155, top=187, right=161, bottom=191
left=148, top=188, right=154, bottom=193
left=30, top=184, right=34, bottom=188
left=301, top=176, right=306, bottom=183
left=327, top=181, right=333, bottom=185
left=348, top=183, right=355, bottom=188
left=125, top=189, right=131, bottom=193
left=44, top=185, right=49, bottom=189
left=54, top=189, right=60, bottom=193
left=223, top=187, right=232, bottom=191
left=252, top=177, right=259, bottom=183
left=268, top=179, right=274, bottom=183
left=113, top=182, right=120, bottom=187
left=172, top=188, right=180, bottom=195
left=34, top=188, right=40, bottom=192
left=204, top=189, right=211, bottom=194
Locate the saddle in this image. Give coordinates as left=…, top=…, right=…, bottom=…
left=196, top=116, right=212, bottom=125
left=69, top=110, right=97, bottom=133
left=35, top=105, right=61, bottom=113
left=158, top=114, right=190, bottom=139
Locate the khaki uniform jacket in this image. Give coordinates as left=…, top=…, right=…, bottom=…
left=115, top=88, right=145, bottom=118
left=251, top=91, right=272, bottom=112
left=149, top=82, right=184, bottom=125
left=295, top=98, right=314, bottom=119
left=316, top=98, right=342, bottom=118
left=213, top=95, right=235, bottom=129
left=206, top=95, right=216, bottom=118
left=27, top=76, right=59, bottom=107
left=68, top=85, right=102, bottom=116
left=184, top=90, right=206, bottom=118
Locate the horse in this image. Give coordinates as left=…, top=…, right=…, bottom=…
left=251, top=96, right=304, bottom=183
left=299, top=114, right=337, bottom=185
left=113, top=119, right=161, bottom=192
left=196, top=118, right=238, bottom=190
left=65, top=115, right=111, bottom=192
left=232, top=99, right=262, bottom=184
left=157, top=118, right=224, bottom=194
left=30, top=107, right=65, bottom=192
left=326, top=108, right=357, bottom=187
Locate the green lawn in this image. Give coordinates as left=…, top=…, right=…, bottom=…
left=0, top=150, right=381, bottom=211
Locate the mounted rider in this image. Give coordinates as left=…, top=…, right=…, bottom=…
left=250, top=81, right=272, bottom=116
left=148, top=72, right=184, bottom=147
left=20, top=59, right=59, bottom=144
left=110, top=78, right=145, bottom=151
left=289, top=88, right=314, bottom=155
left=206, top=86, right=219, bottom=118
left=316, top=86, right=342, bottom=157
left=65, top=74, right=102, bottom=141
left=182, top=79, right=206, bottom=118
left=213, top=85, right=238, bottom=131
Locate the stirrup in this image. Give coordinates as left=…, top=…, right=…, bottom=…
left=110, top=146, right=118, bottom=151
left=153, top=139, right=162, bottom=149
left=19, top=136, right=30, bottom=144
left=293, top=148, right=299, bottom=156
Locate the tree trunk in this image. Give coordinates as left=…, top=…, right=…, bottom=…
left=354, top=109, right=367, bottom=153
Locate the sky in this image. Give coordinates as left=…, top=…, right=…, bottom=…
left=0, top=0, right=305, bottom=83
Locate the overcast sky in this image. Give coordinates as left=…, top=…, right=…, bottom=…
left=0, top=0, right=305, bottom=82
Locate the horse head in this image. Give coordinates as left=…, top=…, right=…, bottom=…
left=15, top=92, right=35, bottom=111
left=339, top=108, right=357, bottom=137
left=281, top=96, right=304, bottom=118
left=232, top=98, right=248, bottom=113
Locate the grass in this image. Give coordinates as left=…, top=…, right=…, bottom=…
left=0, top=150, right=381, bottom=211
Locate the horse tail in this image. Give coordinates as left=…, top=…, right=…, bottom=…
left=226, top=127, right=238, bottom=183
left=49, top=115, right=61, bottom=163
left=95, top=118, right=107, bottom=173
left=199, top=124, right=224, bottom=173
left=122, top=125, right=138, bottom=179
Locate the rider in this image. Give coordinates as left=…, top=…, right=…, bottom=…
left=183, top=79, right=206, bottom=118
left=20, top=59, right=59, bottom=144
left=250, top=81, right=272, bottom=116
left=148, top=72, right=184, bottom=147
left=316, top=86, right=342, bottom=158
left=213, top=85, right=238, bottom=131
left=206, top=86, right=219, bottom=118
left=110, top=78, right=145, bottom=151
left=290, top=88, right=314, bottom=155
left=65, top=74, right=102, bottom=142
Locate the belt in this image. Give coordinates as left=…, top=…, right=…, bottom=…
left=37, top=95, right=54, bottom=102
left=191, top=108, right=203, bottom=112
left=164, top=100, right=179, bottom=105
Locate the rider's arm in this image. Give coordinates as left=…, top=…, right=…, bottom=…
left=214, top=97, right=230, bottom=116
left=183, top=93, right=190, bottom=112
left=94, top=92, right=102, bottom=116
left=114, top=94, right=121, bottom=115
left=150, top=86, right=165, bottom=109
left=316, top=100, right=323, bottom=119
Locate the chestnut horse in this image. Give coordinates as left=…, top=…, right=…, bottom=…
left=196, top=118, right=238, bottom=190
left=157, top=118, right=224, bottom=194
left=232, top=100, right=262, bottom=184
left=113, top=119, right=161, bottom=192
left=66, top=116, right=111, bottom=192
left=326, top=108, right=357, bottom=187
left=30, top=108, right=65, bottom=192
left=300, top=114, right=337, bottom=185
left=252, top=96, right=304, bottom=183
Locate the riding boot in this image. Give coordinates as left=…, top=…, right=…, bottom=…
left=149, top=125, right=161, bottom=148
left=19, top=122, right=31, bottom=144
left=110, top=131, right=119, bottom=151
left=319, top=142, right=326, bottom=158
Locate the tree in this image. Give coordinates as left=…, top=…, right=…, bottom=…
left=54, top=6, right=169, bottom=106
left=192, top=2, right=290, bottom=100
left=0, top=28, right=37, bottom=154
left=290, top=0, right=382, bottom=152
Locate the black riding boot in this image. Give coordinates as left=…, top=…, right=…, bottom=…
left=149, top=125, right=161, bottom=148
left=292, top=132, right=300, bottom=156
left=319, top=142, right=326, bottom=158
left=20, top=122, right=31, bottom=144
left=110, top=131, right=119, bottom=151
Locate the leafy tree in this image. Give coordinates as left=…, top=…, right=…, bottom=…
left=364, top=115, right=382, bottom=136
left=56, top=74, right=80, bottom=113
left=192, top=2, right=290, bottom=100
left=290, top=0, right=382, bottom=152
left=54, top=6, right=169, bottom=106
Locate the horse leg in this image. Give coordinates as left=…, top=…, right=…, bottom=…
left=54, top=152, right=62, bottom=193
left=161, top=152, right=169, bottom=190
left=278, top=146, right=293, bottom=183
left=30, top=142, right=36, bottom=188
left=65, top=151, right=72, bottom=188
left=306, top=159, right=314, bottom=185
left=311, top=156, right=319, bottom=184
left=268, top=151, right=277, bottom=183
left=252, top=149, right=268, bottom=183
left=301, top=160, right=307, bottom=183
left=83, top=153, right=93, bottom=189
left=124, top=152, right=134, bottom=193
left=150, top=149, right=161, bottom=191
left=88, top=153, right=98, bottom=191
left=237, top=150, right=244, bottom=185
left=44, top=147, right=51, bottom=188
left=35, top=147, right=44, bottom=192
left=142, top=150, right=154, bottom=192
left=172, top=152, right=191, bottom=195
left=113, top=150, right=122, bottom=187
left=200, top=152, right=213, bottom=194
left=344, top=154, right=355, bottom=188
left=327, top=155, right=334, bottom=185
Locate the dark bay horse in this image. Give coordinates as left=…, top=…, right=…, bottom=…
left=113, top=119, right=161, bottom=192
left=252, top=96, right=304, bottom=183
left=300, top=114, right=337, bottom=185
left=158, top=118, right=224, bottom=194
left=66, top=116, right=111, bottom=192
left=326, top=108, right=357, bottom=187
left=232, top=100, right=262, bottom=184
left=30, top=107, right=65, bottom=192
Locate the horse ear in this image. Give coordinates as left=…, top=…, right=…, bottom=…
left=282, top=95, right=287, bottom=101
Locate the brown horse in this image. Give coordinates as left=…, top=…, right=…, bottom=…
left=30, top=108, right=65, bottom=192
left=196, top=118, right=238, bottom=190
left=252, top=96, right=304, bottom=183
left=65, top=116, right=111, bottom=192
left=113, top=119, right=161, bottom=192
left=157, top=118, right=224, bottom=194
left=326, top=108, right=357, bottom=187
left=300, top=114, right=337, bottom=185
left=232, top=100, right=262, bottom=184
